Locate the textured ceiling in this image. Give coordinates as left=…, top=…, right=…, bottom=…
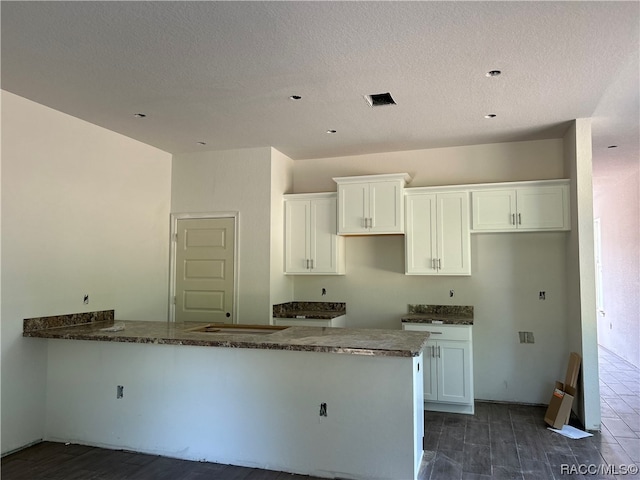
left=1, top=1, right=638, bottom=168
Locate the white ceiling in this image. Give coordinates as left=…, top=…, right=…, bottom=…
left=2, top=1, right=638, bottom=173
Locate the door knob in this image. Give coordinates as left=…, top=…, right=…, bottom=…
left=226, top=312, right=231, bottom=318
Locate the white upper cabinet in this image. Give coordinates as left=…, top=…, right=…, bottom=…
left=334, top=173, right=411, bottom=234
left=405, top=190, right=471, bottom=275
left=284, top=193, right=345, bottom=275
left=471, top=181, right=570, bottom=232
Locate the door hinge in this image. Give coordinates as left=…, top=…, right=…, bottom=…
left=173, top=233, right=178, bottom=242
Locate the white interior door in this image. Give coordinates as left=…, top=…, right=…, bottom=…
left=175, top=217, right=235, bottom=323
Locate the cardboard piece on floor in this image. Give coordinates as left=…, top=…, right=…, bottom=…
left=564, top=352, right=581, bottom=388
left=548, top=425, right=593, bottom=439
left=544, top=352, right=581, bottom=428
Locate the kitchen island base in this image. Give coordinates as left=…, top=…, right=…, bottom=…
left=44, top=339, right=424, bottom=480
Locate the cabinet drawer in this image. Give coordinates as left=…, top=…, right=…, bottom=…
left=402, top=323, right=471, bottom=341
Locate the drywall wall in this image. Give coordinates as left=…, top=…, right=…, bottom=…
left=291, top=138, right=570, bottom=404
left=593, top=157, right=640, bottom=368
left=44, top=339, right=423, bottom=480
left=563, top=119, right=600, bottom=430
left=1, top=91, right=172, bottom=454
left=293, top=139, right=565, bottom=192
left=293, top=233, right=569, bottom=404
left=269, top=148, right=295, bottom=309
left=171, top=147, right=274, bottom=322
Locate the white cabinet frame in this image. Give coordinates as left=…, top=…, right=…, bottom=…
left=334, top=173, right=411, bottom=235
left=284, top=193, right=345, bottom=275
left=471, top=180, right=570, bottom=232
left=405, top=190, right=471, bottom=275
left=403, top=323, right=474, bottom=415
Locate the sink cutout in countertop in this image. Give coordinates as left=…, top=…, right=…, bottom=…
left=186, top=324, right=289, bottom=335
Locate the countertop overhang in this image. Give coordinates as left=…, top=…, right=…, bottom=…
left=23, top=312, right=428, bottom=358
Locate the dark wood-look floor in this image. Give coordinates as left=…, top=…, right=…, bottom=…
left=3, top=347, right=639, bottom=480
left=0, top=441, right=323, bottom=480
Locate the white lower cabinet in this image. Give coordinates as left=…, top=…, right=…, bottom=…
left=402, top=323, right=474, bottom=414
left=273, top=315, right=346, bottom=328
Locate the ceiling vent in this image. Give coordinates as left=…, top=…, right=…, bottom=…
left=364, top=92, right=396, bottom=107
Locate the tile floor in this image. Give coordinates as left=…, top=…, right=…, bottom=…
left=2, top=346, right=639, bottom=480
left=418, top=346, right=640, bottom=479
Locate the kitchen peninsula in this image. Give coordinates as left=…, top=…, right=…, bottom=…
left=24, top=311, right=428, bottom=480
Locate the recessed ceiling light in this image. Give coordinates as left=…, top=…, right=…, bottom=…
left=484, top=114, right=497, bottom=119
left=326, top=129, right=337, bottom=134
left=196, top=141, right=207, bottom=146
left=607, top=145, right=618, bottom=149
left=485, top=70, right=502, bottom=77
left=289, top=95, right=302, bottom=100
left=133, top=113, right=147, bottom=118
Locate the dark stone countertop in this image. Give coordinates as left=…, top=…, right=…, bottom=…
left=272, top=301, right=346, bottom=319
left=401, top=304, right=474, bottom=325
left=23, top=311, right=428, bottom=358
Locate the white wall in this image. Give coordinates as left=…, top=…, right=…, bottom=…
left=171, top=147, right=275, bottom=322
left=563, top=119, right=601, bottom=430
left=293, top=139, right=564, bottom=192
left=45, top=339, right=422, bottom=480
left=593, top=156, right=640, bottom=368
left=269, top=148, right=294, bottom=309
left=291, top=139, right=571, bottom=404
left=1, top=91, right=172, bottom=454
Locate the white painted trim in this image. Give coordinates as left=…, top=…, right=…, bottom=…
left=405, top=178, right=570, bottom=194
left=283, top=192, right=337, bottom=200
left=333, top=172, right=412, bottom=185
left=168, top=212, right=240, bottom=323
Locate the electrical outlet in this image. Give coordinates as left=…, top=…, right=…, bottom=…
left=117, top=385, right=124, bottom=399
left=319, top=402, right=327, bottom=417
left=539, top=291, right=546, bottom=300
left=321, top=288, right=327, bottom=296
left=449, top=290, right=454, bottom=297
left=83, top=294, right=89, bottom=305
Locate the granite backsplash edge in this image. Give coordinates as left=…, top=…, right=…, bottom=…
left=407, top=304, right=474, bottom=318
left=24, top=310, right=115, bottom=332
left=273, top=302, right=346, bottom=316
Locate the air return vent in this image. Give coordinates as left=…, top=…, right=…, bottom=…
left=364, top=92, right=396, bottom=107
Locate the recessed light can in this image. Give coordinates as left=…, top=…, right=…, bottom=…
left=486, top=70, right=502, bottom=77
left=196, top=141, right=207, bottom=145
left=607, top=145, right=618, bottom=149
left=326, top=129, right=337, bottom=134
left=133, top=113, right=147, bottom=118
left=289, top=95, right=302, bottom=100
left=484, top=114, right=497, bottom=119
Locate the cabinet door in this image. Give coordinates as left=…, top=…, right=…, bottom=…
left=423, top=341, right=438, bottom=402
left=516, top=186, right=567, bottom=230
left=370, top=181, right=404, bottom=233
left=436, top=340, right=472, bottom=405
left=471, top=189, right=517, bottom=231
left=405, top=194, right=437, bottom=274
left=436, top=192, right=471, bottom=275
left=337, top=183, right=369, bottom=234
left=310, top=197, right=339, bottom=273
left=284, top=200, right=310, bottom=273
